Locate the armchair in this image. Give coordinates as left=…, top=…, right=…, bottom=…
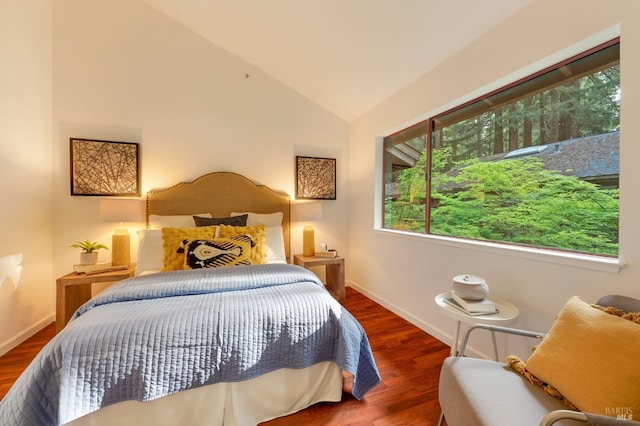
left=438, top=295, right=640, bottom=426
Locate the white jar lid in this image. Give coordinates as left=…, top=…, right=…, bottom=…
left=452, top=274, right=486, bottom=285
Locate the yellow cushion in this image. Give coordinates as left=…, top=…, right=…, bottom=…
left=524, top=296, right=640, bottom=416
left=219, top=224, right=267, bottom=264
left=182, top=235, right=252, bottom=269
left=161, top=225, right=217, bottom=271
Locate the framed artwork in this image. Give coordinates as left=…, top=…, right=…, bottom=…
left=70, top=138, right=140, bottom=196
left=296, top=156, right=336, bottom=200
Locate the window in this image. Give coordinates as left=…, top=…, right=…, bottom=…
left=383, top=39, right=620, bottom=257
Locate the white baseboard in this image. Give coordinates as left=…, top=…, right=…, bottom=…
left=0, top=313, right=55, bottom=357
left=346, top=281, right=488, bottom=359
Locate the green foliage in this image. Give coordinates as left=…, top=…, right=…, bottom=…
left=438, top=66, right=620, bottom=164
left=383, top=58, right=620, bottom=257
left=70, top=240, right=108, bottom=253
left=387, top=152, right=619, bottom=255
left=384, top=148, right=428, bottom=231
left=429, top=157, right=618, bottom=256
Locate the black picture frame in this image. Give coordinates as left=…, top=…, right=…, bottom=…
left=296, top=156, right=336, bottom=200
left=70, top=138, right=140, bottom=196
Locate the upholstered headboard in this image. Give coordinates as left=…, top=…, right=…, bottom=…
left=146, top=172, right=291, bottom=260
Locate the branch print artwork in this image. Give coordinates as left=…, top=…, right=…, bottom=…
left=70, top=138, right=140, bottom=196
left=296, top=156, right=336, bottom=200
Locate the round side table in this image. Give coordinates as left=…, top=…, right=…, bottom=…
left=435, top=292, right=519, bottom=360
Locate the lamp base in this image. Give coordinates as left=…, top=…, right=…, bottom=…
left=303, top=225, right=315, bottom=256
left=111, top=228, right=130, bottom=266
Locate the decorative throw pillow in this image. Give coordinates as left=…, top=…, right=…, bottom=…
left=506, top=296, right=640, bottom=416
left=219, top=224, right=267, bottom=264
left=193, top=214, right=248, bottom=227
left=231, top=212, right=286, bottom=263
left=182, top=235, right=253, bottom=269
left=505, top=356, right=578, bottom=411
left=161, top=225, right=218, bottom=271
left=149, top=213, right=212, bottom=228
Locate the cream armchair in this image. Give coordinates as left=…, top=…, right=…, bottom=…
left=438, top=295, right=640, bottom=426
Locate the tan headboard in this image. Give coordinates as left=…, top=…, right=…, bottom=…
left=147, top=172, right=291, bottom=261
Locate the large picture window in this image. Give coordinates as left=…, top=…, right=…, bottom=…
left=383, top=39, right=620, bottom=257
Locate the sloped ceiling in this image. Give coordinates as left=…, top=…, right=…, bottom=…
left=142, top=0, right=535, bottom=122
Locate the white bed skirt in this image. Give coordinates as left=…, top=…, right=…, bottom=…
left=66, top=361, right=342, bottom=426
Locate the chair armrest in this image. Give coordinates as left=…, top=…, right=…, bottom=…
left=458, top=323, right=546, bottom=357
left=541, top=409, right=640, bottom=426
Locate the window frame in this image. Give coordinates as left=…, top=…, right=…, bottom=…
left=379, top=35, right=621, bottom=270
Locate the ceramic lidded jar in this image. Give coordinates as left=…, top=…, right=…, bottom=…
left=452, top=274, right=489, bottom=300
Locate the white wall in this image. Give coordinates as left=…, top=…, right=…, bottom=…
left=51, top=0, right=349, bottom=281
left=1, top=0, right=350, bottom=355
left=7, top=0, right=638, bottom=362
left=0, top=1, right=54, bottom=355
left=348, top=0, right=640, bottom=359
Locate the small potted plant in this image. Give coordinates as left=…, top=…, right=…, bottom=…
left=71, top=240, right=108, bottom=265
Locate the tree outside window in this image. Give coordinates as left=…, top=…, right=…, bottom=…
left=383, top=39, right=620, bottom=257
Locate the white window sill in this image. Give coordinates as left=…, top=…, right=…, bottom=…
left=375, top=228, right=622, bottom=274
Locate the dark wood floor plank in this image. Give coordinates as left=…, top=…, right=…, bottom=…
left=0, top=322, right=56, bottom=399
left=0, top=287, right=449, bottom=425
left=262, top=287, right=450, bottom=425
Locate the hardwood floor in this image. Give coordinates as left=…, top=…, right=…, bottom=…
left=262, top=287, right=450, bottom=425
left=0, top=287, right=450, bottom=425
left=0, top=322, right=56, bottom=400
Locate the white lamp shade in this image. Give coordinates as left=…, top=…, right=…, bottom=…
left=293, top=202, right=322, bottom=256
left=100, top=198, right=143, bottom=267
left=293, top=202, right=323, bottom=222
left=100, top=199, right=144, bottom=223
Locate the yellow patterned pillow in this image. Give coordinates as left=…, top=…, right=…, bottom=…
left=182, top=235, right=253, bottom=269
left=161, top=225, right=218, bottom=271
left=219, top=224, right=267, bottom=264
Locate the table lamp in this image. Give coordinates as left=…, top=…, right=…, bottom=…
left=293, top=202, right=323, bottom=256
left=99, top=199, right=144, bottom=266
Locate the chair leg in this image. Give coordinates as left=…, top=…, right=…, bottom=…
left=438, top=411, right=445, bottom=426
left=490, top=330, right=499, bottom=361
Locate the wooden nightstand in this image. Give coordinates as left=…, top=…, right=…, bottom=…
left=293, top=254, right=345, bottom=300
left=55, top=266, right=135, bottom=334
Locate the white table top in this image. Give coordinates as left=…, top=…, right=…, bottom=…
left=435, top=292, right=519, bottom=326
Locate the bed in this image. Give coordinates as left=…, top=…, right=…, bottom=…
left=0, top=172, right=381, bottom=426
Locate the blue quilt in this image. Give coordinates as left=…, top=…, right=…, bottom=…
left=0, top=264, right=380, bottom=426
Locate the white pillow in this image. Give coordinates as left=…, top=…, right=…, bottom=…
left=231, top=212, right=286, bottom=263
left=135, top=229, right=163, bottom=275
left=148, top=213, right=212, bottom=229
left=265, top=226, right=287, bottom=263
left=232, top=211, right=283, bottom=227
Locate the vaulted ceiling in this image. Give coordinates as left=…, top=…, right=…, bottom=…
left=141, top=0, right=536, bottom=122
